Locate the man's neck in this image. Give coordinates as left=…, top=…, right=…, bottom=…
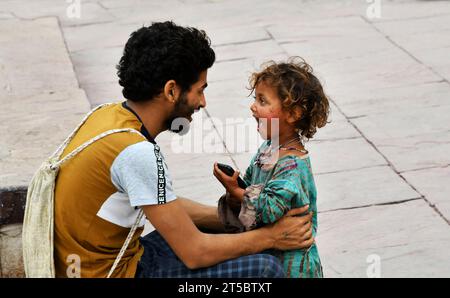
left=125, top=99, right=168, bottom=139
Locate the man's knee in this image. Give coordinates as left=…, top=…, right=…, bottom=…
left=260, top=254, right=285, bottom=278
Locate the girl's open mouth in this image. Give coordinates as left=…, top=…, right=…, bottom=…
left=253, top=116, right=260, bottom=130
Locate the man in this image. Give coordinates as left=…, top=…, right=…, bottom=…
left=54, top=21, right=314, bottom=278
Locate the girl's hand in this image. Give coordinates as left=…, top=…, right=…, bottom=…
left=213, top=162, right=245, bottom=201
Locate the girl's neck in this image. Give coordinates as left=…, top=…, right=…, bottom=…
left=271, top=131, right=300, bottom=148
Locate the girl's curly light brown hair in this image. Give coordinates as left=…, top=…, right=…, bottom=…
left=249, top=57, right=330, bottom=140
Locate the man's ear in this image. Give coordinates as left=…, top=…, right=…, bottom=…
left=163, top=80, right=181, bottom=103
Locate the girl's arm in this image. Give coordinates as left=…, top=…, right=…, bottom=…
left=245, top=160, right=310, bottom=226
left=252, top=179, right=298, bottom=224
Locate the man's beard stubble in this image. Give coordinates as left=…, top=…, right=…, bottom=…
left=165, top=92, right=195, bottom=134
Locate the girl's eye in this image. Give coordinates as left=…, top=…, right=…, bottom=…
left=252, top=95, right=266, bottom=104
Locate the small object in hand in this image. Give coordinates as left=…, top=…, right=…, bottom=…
left=217, top=163, right=247, bottom=189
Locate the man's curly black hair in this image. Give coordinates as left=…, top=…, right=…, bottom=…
left=117, top=21, right=216, bottom=102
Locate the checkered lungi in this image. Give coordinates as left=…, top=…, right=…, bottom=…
left=135, top=230, right=286, bottom=278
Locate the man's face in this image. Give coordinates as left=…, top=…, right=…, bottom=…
left=167, top=70, right=208, bottom=133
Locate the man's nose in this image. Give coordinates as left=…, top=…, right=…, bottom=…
left=200, top=94, right=206, bottom=108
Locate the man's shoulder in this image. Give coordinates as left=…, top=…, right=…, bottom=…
left=115, top=141, right=156, bottom=162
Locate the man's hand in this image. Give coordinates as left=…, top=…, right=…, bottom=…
left=265, top=205, right=315, bottom=250
left=213, top=162, right=244, bottom=200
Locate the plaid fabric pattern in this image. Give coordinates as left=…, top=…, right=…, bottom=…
left=135, top=231, right=286, bottom=278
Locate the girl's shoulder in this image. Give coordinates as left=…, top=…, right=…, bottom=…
left=274, top=152, right=312, bottom=176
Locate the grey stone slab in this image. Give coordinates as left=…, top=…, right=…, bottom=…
left=327, top=101, right=347, bottom=122
left=206, top=25, right=270, bottom=47
left=177, top=0, right=302, bottom=31
left=315, top=165, right=419, bottom=212
left=410, top=47, right=450, bottom=82
left=205, top=80, right=254, bottom=121
left=63, top=22, right=138, bottom=53
left=60, top=1, right=115, bottom=27
left=0, top=11, right=14, bottom=19
left=0, top=89, right=91, bottom=188
left=317, top=200, right=450, bottom=277
left=214, top=40, right=285, bottom=62
left=83, top=82, right=124, bottom=107
left=76, top=64, right=118, bottom=86
left=98, top=0, right=153, bottom=9
left=71, top=47, right=123, bottom=85
left=208, top=59, right=253, bottom=83
left=312, top=119, right=360, bottom=142
left=0, top=17, right=91, bottom=189
left=351, top=105, right=450, bottom=172
left=279, top=0, right=368, bottom=21
left=352, top=105, right=450, bottom=141
left=267, top=16, right=381, bottom=44
left=280, top=35, right=393, bottom=68
left=379, top=30, right=450, bottom=53
left=208, top=53, right=289, bottom=83
left=373, top=13, right=450, bottom=37
left=1, top=0, right=114, bottom=27
left=0, top=0, right=68, bottom=19
left=368, top=1, right=450, bottom=23
left=0, top=17, right=79, bottom=98
left=102, top=0, right=185, bottom=22
left=71, top=46, right=123, bottom=67
left=373, top=131, right=450, bottom=173
left=402, top=166, right=450, bottom=222
left=307, top=138, right=387, bottom=175
left=334, top=81, right=450, bottom=118
left=314, top=47, right=442, bottom=97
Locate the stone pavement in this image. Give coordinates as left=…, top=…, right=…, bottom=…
left=1, top=0, right=449, bottom=277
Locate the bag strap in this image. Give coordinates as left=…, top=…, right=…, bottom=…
left=50, top=103, right=115, bottom=161
left=106, top=144, right=167, bottom=278
left=107, top=209, right=145, bottom=278
left=50, top=128, right=145, bottom=170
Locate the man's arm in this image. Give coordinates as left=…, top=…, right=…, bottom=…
left=177, top=197, right=225, bottom=232
left=142, top=200, right=313, bottom=270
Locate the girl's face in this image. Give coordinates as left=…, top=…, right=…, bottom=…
left=250, top=81, right=292, bottom=140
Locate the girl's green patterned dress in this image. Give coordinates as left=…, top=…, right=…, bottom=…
left=237, top=140, right=322, bottom=278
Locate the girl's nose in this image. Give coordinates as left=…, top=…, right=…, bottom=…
left=250, top=102, right=256, bottom=113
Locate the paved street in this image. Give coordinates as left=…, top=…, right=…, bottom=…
left=1, top=0, right=449, bottom=277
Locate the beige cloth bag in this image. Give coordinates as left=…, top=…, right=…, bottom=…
left=22, top=103, right=145, bottom=278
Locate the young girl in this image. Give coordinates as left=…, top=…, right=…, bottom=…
left=214, top=57, right=330, bottom=278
